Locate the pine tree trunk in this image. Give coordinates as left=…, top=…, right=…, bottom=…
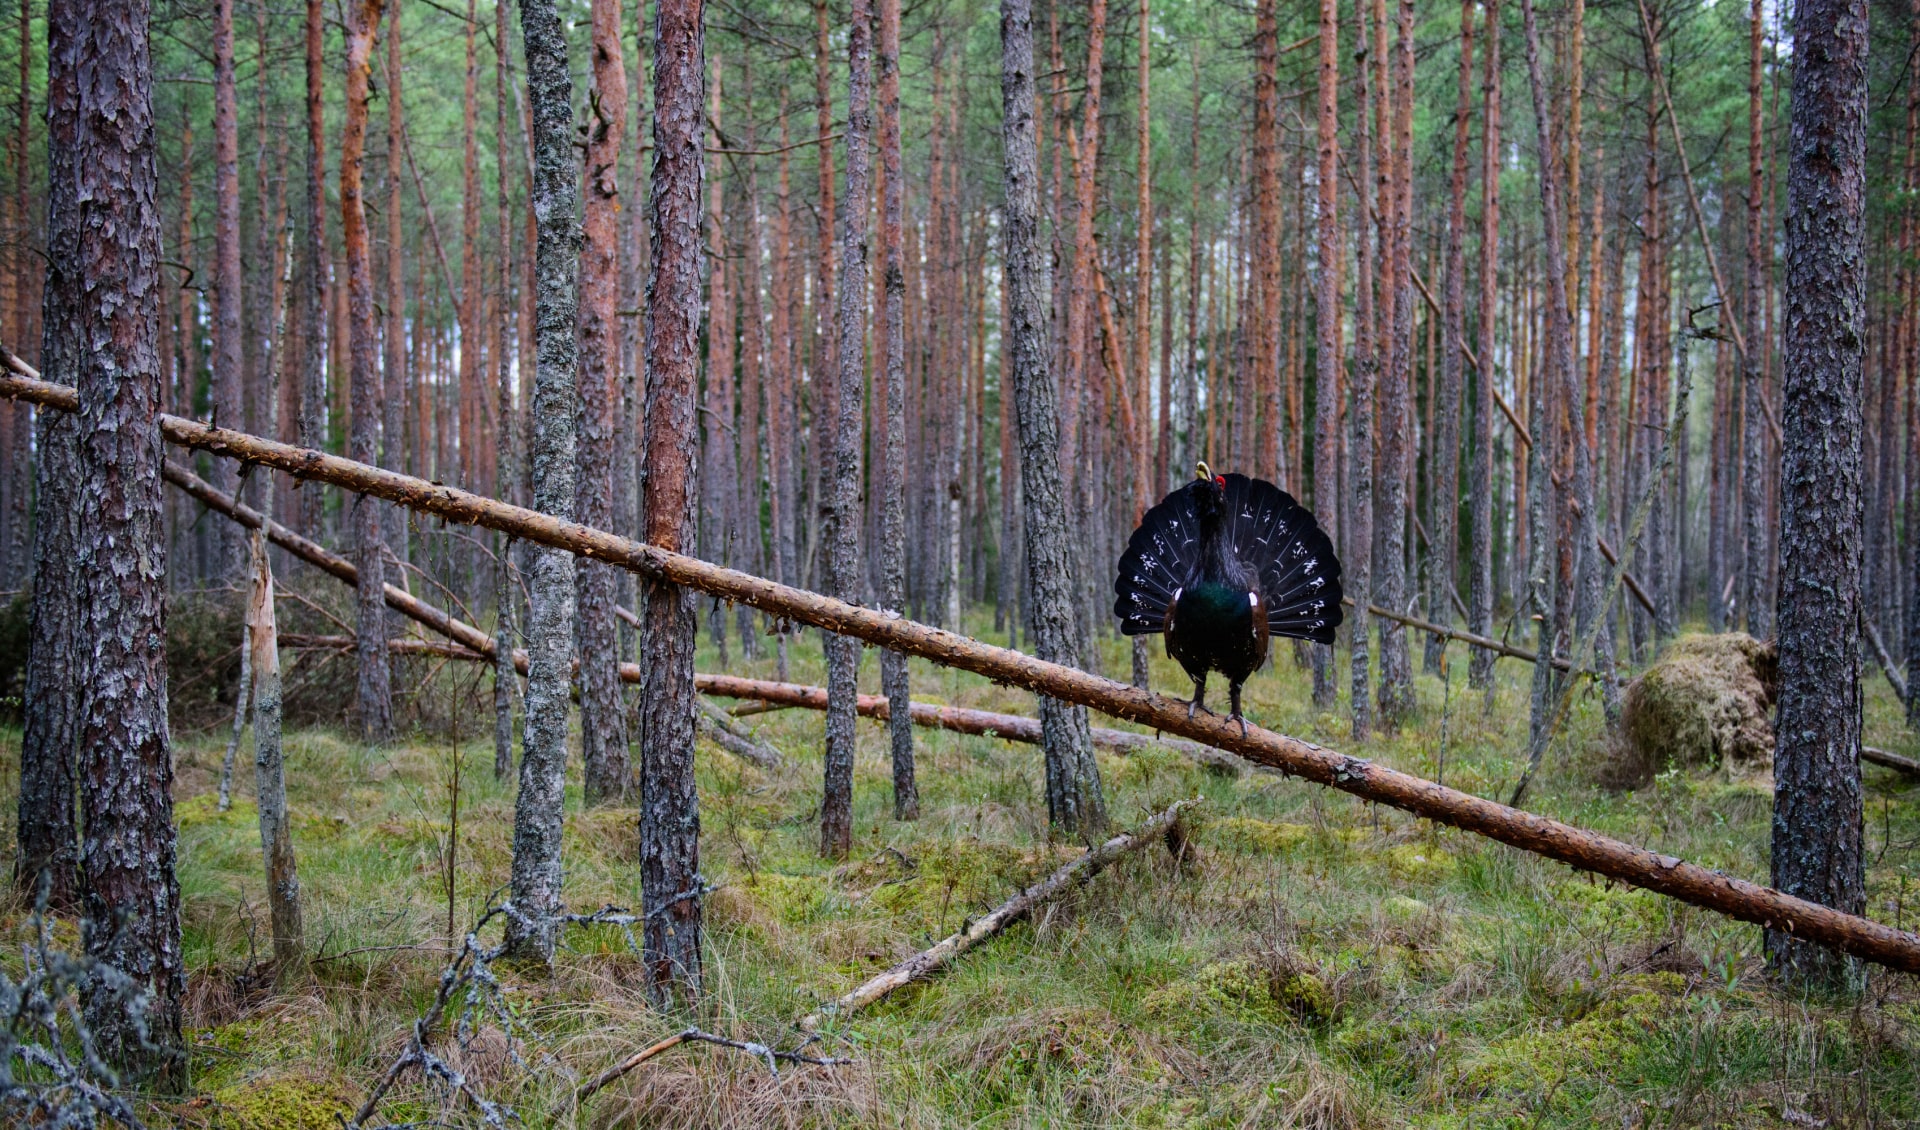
left=300, top=0, right=325, bottom=532
left=212, top=0, right=244, bottom=577
left=1767, top=0, right=1868, bottom=992
left=1253, top=0, right=1280, bottom=486
left=1349, top=0, right=1377, bottom=738
left=385, top=0, right=407, bottom=538
left=1131, top=0, right=1154, bottom=689
left=1742, top=0, right=1771, bottom=642
left=1002, top=0, right=1106, bottom=835
left=577, top=0, right=631, bottom=806
left=53, top=0, right=185, bottom=1082
left=877, top=0, right=916, bottom=821
left=821, top=0, right=872, bottom=859
left=1516, top=0, right=1590, bottom=796
left=1466, top=0, right=1497, bottom=686
left=1, top=0, right=31, bottom=589
left=1428, top=0, right=1472, bottom=676
left=770, top=103, right=800, bottom=604
left=17, top=151, right=80, bottom=911
left=341, top=0, right=391, bottom=744
left=809, top=0, right=837, bottom=593
left=637, top=0, right=705, bottom=999
left=1311, top=0, right=1342, bottom=707
left=493, top=0, right=517, bottom=780
left=1375, top=0, right=1415, bottom=726
left=1904, top=0, right=1920, bottom=729
left=504, top=0, right=579, bottom=967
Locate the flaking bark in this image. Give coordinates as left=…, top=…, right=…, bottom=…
left=1768, top=0, right=1869, bottom=992
left=505, top=0, right=580, bottom=966
left=54, top=0, right=186, bottom=1083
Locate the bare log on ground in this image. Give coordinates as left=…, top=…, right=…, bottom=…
left=1863, top=746, right=1920, bottom=777
left=696, top=673, right=1255, bottom=775
left=797, top=797, right=1201, bottom=1032
left=694, top=698, right=784, bottom=768
left=276, top=635, right=1246, bottom=775
left=6, top=359, right=1920, bottom=974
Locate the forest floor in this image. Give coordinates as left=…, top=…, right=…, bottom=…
left=5, top=616, right=1920, bottom=1128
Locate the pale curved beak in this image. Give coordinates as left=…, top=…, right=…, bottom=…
left=1194, top=460, right=1211, bottom=481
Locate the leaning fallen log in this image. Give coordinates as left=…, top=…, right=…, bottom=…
left=7, top=358, right=1920, bottom=974
left=166, top=460, right=505, bottom=662
left=693, top=698, right=784, bottom=769
left=797, top=798, right=1201, bottom=1031
left=1864, top=746, right=1920, bottom=778
left=694, top=673, right=1254, bottom=774
left=276, top=635, right=1251, bottom=775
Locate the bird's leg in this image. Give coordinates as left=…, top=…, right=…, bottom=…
left=1187, top=674, right=1209, bottom=720
left=1229, top=682, right=1248, bottom=738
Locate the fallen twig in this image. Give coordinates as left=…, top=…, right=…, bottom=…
left=797, top=798, right=1202, bottom=1032
left=576, top=1027, right=851, bottom=1103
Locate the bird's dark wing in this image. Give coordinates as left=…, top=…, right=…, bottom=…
left=1220, top=473, right=1345, bottom=644
left=1113, top=482, right=1204, bottom=636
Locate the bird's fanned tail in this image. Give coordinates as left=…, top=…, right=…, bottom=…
left=1112, top=487, right=1204, bottom=636
left=1112, top=473, right=1344, bottom=644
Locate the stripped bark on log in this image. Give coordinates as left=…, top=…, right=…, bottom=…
left=5, top=361, right=1920, bottom=974
left=797, top=798, right=1201, bottom=1031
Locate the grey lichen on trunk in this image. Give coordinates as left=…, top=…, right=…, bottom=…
left=55, top=0, right=187, bottom=1086
left=1000, top=0, right=1105, bottom=836
left=637, top=0, right=706, bottom=1002
left=1767, top=0, right=1868, bottom=993
left=504, top=0, right=580, bottom=966
left=821, top=0, right=873, bottom=860
left=877, top=0, right=917, bottom=822
left=17, top=185, right=79, bottom=914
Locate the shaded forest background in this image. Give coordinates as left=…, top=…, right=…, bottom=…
left=2, top=0, right=1904, bottom=699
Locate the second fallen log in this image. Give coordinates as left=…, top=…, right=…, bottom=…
left=797, top=797, right=1202, bottom=1031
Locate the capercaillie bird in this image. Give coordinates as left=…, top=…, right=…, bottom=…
left=1113, top=463, right=1344, bottom=734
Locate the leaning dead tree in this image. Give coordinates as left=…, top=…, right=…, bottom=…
left=3, top=366, right=1920, bottom=974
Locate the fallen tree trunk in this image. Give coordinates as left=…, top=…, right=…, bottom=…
left=8, top=358, right=1920, bottom=974
left=694, top=673, right=1253, bottom=774
left=277, top=635, right=1252, bottom=775
left=1864, top=746, right=1920, bottom=778
left=1860, top=612, right=1908, bottom=708
left=797, top=798, right=1201, bottom=1031
left=1344, top=598, right=1563, bottom=671
left=165, top=460, right=505, bottom=663
left=694, top=698, right=784, bottom=769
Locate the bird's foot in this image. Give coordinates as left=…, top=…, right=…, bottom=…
left=1229, top=711, right=1249, bottom=738
left=1186, top=698, right=1213, bottom=721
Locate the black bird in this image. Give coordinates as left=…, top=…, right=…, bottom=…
left=1113, top=463, right=1344, bottom=733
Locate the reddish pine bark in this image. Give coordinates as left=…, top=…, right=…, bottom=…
left=638, top=0, right=706, bottom=996
left=577, top=0, right=631, bottom=805
left=51, top=0, right=185, bottom=1082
